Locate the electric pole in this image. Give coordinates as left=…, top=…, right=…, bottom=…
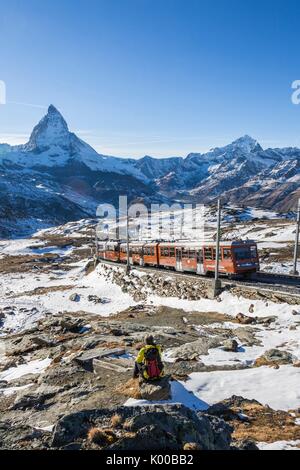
left=292, top=198, right=300, bottom=276
left=215, top=198, right=221, bottom=282
left=212, top=199, right=222, bottom=297
left=126, top=212, right=130, bottom=274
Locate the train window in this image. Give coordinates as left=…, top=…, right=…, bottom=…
left=234, top=247, right=251, bottom=260
left=189, top=250, right=196, bottom=259
left=250, top=246, right=257, bottom=258
left=204, top=248, right=213, bottom=260
left=182, top=249, right=189, bottom=258
left=212, top=248, right=222, bottom=260
left=169, top=247, right=175, bottom=257
left=151, top=247, right=155, bottom=256
left=160, top=247, right=169, bottom=257
left=223, top=248, right=232, bottom=259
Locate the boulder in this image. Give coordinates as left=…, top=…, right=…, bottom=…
left=59, top=317, right=84, bottom=333
left=233, top=439, right=259, bottom=450
left=168, top=337, right=221, bottom=360
left=139, top=376, right=171, bottom=401
left=236, top=313, right=256, bottom=324
left=223, top=339, right=239, bottom=352
left=254, top=349, right=295, bottom=367
left=88, top=294, right=109, bottom=304
left=69, top=293, right=80, bottom=302
left=234, top=327, right=261, bottom=346
left=75, top=347, right=126, bottom=371
left=248, top=304, right=255, bottom=313
left=165, top=360, right=205, bottom=378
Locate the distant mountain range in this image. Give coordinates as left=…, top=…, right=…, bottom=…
left=0, top=105, right=299, bottom=237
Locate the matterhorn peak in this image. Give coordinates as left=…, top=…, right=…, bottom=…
left=47, top=104, right=63, bottom=116
left=24, top=104, right=70, bottom=151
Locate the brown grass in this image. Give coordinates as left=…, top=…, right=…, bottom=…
left=254, top=357, right=287, bottom=367
left=225, top=402, right=300, bottom=444
left=115, top=378, right=142, bottom=399
left=13, top=284, right=74, bottom=297
left=87, top=427, right=117, bottom=446
left=110, top=414, right=123, bottom=428
left=183, top=442, right=202, bottom=450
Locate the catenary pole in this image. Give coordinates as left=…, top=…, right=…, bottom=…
left=292, top=198, right=300, bottom=275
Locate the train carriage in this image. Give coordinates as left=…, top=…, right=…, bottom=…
left=98, top=241, right=120, bottom=262
left=143, top=242, right=159, bottom=266
left=98, top=239, right=259, bottom=277
left=202, top=241, right=259, bottom=275
left=129, top=242, right=144, bottom=266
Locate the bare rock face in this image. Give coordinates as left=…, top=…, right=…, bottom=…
left=139, top=376, right=171, bottom=401
left=51, top=404, right=233, bottom=450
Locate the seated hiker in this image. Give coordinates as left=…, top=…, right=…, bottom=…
left=133, top=335, right=164, bottom=381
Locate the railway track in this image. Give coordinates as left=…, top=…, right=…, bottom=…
left=99, top=258, right=300, bottom=300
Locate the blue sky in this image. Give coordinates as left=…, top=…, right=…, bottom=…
left=0, top=0, right=300, bottom=157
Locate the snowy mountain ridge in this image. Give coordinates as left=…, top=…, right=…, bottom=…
left=0, top=105, right=299, bottom=236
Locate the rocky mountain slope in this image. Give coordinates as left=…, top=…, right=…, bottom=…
left=0, top=220, right=299, bottom=450
left=1, top=105, right=300, bottom=237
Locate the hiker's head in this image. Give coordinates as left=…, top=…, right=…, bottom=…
left=145, top=334, right=155, bottom=345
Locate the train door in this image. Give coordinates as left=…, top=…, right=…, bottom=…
left=129, top=251, right=133, bottom=265
left=196, top=248, right=204, bottom=274
left=140, top=246, right=144, bottom=266
left=176, top=248, right=183, bottom=271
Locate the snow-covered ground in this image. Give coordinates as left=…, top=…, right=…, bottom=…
left=125, top=365, right=300, bottom=412
left=0, top=358, right=52, bottom=397
left=1, top=218, right=299, bottom=450
left=0, top=262, right=136, bottom=333
left=128, top=292, right=300, bottom=411
left=257, top=440, right=300, bottom=450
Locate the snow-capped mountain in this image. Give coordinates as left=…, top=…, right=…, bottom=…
left=0, top=105, right=299, bottom=237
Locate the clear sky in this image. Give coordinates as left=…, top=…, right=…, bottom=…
left=1, top=0, right=300, bottom=157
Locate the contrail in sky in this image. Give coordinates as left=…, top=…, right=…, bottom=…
left=7, top=101, right=47, bottom=109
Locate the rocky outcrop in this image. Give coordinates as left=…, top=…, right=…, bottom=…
left=168, top=337, right=221, bottom=360
left=139, top=376, right=171, bottom=401
left=51, top=404, right=233, bottom=450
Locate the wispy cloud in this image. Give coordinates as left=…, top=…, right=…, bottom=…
left=7, top=101, right=47, bottom=109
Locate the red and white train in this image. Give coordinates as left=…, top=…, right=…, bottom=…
left=97, top=239, right=259, bottom=277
